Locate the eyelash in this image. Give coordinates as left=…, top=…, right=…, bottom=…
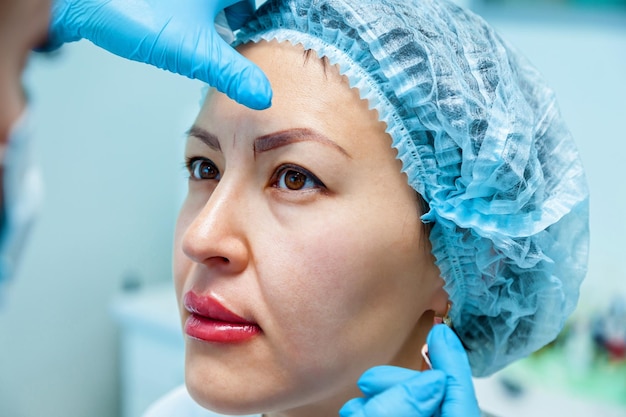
left=184, top=157, right=325, bottom=191
left=185, top=157, right=221, bottom=181
left=271, top=164, right=326, bottom=191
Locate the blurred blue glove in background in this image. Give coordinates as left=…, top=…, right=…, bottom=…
left=45, top=0, right=272, bottom=109
left=340, top=325, right=481, bottom=417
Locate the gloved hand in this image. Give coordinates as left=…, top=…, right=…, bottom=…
left=339, top=325, right=481, bottom=417
left=45, top=0, right=272, bottom=110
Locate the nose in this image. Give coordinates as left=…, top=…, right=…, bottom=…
left=180, top=181, right=250, bottom=274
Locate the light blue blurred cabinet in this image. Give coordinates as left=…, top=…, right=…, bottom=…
left=111, top=284, right=185, bottom=417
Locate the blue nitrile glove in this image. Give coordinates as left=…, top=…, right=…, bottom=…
left=339, top=367, right=446, bottom=417
left=427, top=324, right=481, bottom=417
left=339, top=325, right=480, bottom=417
left=45, top=0, right=272, bottom=110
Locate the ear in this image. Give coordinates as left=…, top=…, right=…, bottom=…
left=421, top=242, right=449, bottom=316
left=427, top=274, right=450, bottom=318
left=416, top=218, right=449, bottom=316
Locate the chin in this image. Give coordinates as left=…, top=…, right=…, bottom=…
left=185, top=370, right=334, bottom=417
left=186, top=381, right=262, bottom=415
left=183, top=343, right=276, bottom=414
left=183, top=346, right=350, bottom=415
left=185, top=367, right=288, bottom=416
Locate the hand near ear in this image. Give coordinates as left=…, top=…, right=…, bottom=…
left=427, top=324, right=481, bottom=417
left=340, top=325, right=481, bottom=417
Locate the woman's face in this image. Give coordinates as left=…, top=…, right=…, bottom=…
left=174, top=40, right=445, bottom=416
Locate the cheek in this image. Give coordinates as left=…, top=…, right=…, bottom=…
left=252, top=227, right=370, bottom=385
left=256, top=202, right=427, bottom=367
left=255, top=228, right=350, bottom=329
left=173, top=203, right=195, bottom=295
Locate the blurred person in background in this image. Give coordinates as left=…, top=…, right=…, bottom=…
left=0, top=0, right=273, bottom=295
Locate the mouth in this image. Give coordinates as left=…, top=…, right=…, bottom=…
left=183, top=291, right=261, bottom=343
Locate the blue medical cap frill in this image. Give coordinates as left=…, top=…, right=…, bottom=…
left=235, top=0, right=590, bottom=376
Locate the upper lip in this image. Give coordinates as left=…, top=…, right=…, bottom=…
left=184, top=291, right=255, bottom=324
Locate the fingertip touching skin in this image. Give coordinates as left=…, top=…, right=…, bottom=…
left=210, top=43, right=273, bottom=110
left=174, top=39, right=448, bottom=416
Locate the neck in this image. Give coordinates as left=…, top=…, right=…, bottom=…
left=262, top=380, right=362, bottom=417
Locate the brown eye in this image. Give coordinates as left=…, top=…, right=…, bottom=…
left=275, top=165, right=323, bottom=191
left=188, top=158, right=220, bottom=180
left=283, top=170, right=307, bottom=190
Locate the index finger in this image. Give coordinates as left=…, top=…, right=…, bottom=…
left=426, top=325, right=480, bottom=417
left=198, top=31, right=273, bottom=110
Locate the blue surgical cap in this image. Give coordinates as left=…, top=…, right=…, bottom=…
left=235, top=0, right=590, bottom=376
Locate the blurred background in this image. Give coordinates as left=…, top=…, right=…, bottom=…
left=0, top=0, right=625, bottom=416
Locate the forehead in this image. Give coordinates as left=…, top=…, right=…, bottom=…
left=239, top=40, right=344, bottom=96
left=196, top=40, right=390, bottom=159
left=236, top=40, right=356, bottom=122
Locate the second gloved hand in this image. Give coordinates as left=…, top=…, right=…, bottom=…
left=339, top=367, right=447, bottom=417
left=46, top=0, right=272, bottom=110
left=340, top=325, right=481, bottom=417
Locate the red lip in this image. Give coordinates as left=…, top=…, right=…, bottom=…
left=183, top=291, right=261, bottom=343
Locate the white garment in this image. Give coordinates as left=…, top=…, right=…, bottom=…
left=0, top=109, right=42, bottom=303
left=142, top=384, right=261, bottom=417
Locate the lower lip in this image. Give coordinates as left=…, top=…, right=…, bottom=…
left=185, top=314, right=261, bottom=343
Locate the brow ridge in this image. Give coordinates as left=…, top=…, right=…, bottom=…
left=186, top=125, right=221, bottom=151
left=254, top=128, right=351, bottom=158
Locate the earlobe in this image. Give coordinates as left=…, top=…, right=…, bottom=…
left=434, top=301, right=452, bottom=327
left=420, top=293, right=452, bottom=371
left=428, top=277, right=451, bottom=325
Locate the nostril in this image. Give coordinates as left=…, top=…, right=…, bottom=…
left=205, top=255, right=230, bottom=267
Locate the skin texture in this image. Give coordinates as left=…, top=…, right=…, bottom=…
left=174, top=40, right=448, bottom=417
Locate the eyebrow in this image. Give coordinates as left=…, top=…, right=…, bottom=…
left=254, top=128, right=351, bottom=158
left=186, top=126, right=351, bottom=159
left=186, top=125, right=221, bottom=151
